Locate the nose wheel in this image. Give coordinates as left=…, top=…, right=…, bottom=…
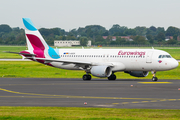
left=152, top=77, right=158, bottom=81
left=152, top=71, right=158, bottom=81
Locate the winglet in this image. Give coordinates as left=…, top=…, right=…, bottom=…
left=23, top=18, right=37, bottom=31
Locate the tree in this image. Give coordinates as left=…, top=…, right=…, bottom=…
left=167, top=39, right=177, bottom=44
left=156, top=32, right=165, bottom=42
left=173, top=34, right=178, bottom=40
left=109, top=24, right=127, bottom=35
left=51, top=28, right=60, bottom=36
left=95, top=35, right=106, bottom=45
left=69, top=29, right=78, bottom=37
left=147, top=34, right=154, bottom=44
left=102, top=30, right=109, bottom=36
left=116, top=37, right=127, bottom=45
left=124, top=29, right=136, bottom=36
left=133, top=36, right=147, bottom=44
left=156, top=27, right=165, bottom=34
left=135, top=26, right=147, bottom=36
left=149, top=26, right=157, bottom=32
left=166, top=26, right=180, bottom=36
left=80, top=37, right=88, bottom=46
left=0, top=24, right=12, bottom=33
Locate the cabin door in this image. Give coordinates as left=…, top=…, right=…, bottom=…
left=146, top=51, right=153, bottom=63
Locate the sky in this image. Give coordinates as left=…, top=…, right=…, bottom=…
left=0, top=0, right=180, bottom=31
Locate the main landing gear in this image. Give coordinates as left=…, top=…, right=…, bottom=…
left=152, top=71, right=158, bottom=81
left=83, top=74, right=91, bottom=80
left=83, top=74, right=117, bottom=81
left=108, top=73, right=116, bottom=80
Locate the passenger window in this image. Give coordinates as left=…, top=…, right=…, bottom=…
left=158, top=55, right=162, bottom=58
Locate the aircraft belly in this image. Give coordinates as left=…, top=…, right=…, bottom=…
left=125, top=61, right=153, bottom=71
left=50, top=62, right=80, bottom=70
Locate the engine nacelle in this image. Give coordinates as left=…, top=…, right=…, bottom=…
left=91, top=66, right=111, bottom=77
left=124, top=71, right=149, bottom=77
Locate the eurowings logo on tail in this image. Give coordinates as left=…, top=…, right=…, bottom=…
left=23, top=18, right=60, bottom=59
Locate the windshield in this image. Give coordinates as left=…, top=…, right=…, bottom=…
left=158, top=55, right=172, bottom=58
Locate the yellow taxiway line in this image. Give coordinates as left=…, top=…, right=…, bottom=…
left=138, top=82, right=172, bottom=84
left=0, top=88, right=160, bottom=100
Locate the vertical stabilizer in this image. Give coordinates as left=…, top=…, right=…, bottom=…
left=23, top=18, right=49, bottom=52
left=22, top=18, right=60, bottom=59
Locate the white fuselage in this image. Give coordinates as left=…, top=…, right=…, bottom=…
left=46, top=48, right=178, bottom=72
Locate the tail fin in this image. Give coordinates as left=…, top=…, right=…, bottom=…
left=23, top=18, right=60, bottom=59
left=23, top=18, right=48, bottom=51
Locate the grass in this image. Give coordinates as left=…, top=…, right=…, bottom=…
left=0, top=46, right=26, bottom=59
left=0, top=107, right=180, bottom=120
left=0, top=61, right=179, bottom=79
left=0, top=46, right=180, bottom=59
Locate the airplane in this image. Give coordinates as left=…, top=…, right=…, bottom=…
left=6, top=18, right=179, bottom=81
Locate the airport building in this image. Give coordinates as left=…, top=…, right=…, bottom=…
left=54, top=40, right=91, bottom=47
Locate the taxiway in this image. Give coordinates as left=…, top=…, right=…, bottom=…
left=0, top=78, right=180, bottom=109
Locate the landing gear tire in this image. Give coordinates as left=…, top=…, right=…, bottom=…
left=151, top=71, right=158, bottom=81
left=108, top=74, right=116, bottom=80
left=83, top=75, right=91, bottom=81
left=152, top=77, right=158, bottom=81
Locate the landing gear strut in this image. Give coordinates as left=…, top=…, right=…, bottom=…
left=108, top=73, right=116, bottom=80
left=83, top=74, right=91, bottom=80
left=152, top=71, right=158, bottom=81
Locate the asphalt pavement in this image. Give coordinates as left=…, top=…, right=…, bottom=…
left=0, top=78, right=180, bottom=109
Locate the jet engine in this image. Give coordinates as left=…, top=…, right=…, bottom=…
left=124, top=71, right=149, bottom=77
left=90, top=66, right=111, bottom=77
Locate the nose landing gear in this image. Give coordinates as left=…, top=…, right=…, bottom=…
left=152, top=71, right=158, bottom=81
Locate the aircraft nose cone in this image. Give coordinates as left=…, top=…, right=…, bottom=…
left=172, top=60, right=179, bottom=69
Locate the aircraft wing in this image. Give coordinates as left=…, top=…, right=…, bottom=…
left=30, top=57, right=114, bottom=67
left=34, top=57, right=92, bottom=65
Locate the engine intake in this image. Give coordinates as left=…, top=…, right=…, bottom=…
left=91, top=66, right=111, bottom=77
left=124, top=71, right=149, bottom=77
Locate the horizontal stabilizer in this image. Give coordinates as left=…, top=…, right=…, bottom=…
left=3, top=51, right=36, bottom=56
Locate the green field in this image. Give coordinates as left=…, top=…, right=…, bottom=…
left=0, top=61, right=179, bottom=79
left=0, top=46, right=26, bottom=59
left=0, top=107, right=180, bottom=120
left=0, top=46, right=180, bottom=59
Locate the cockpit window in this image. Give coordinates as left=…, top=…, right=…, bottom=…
left=158, top=55, right=162, bottom=58
left=158, top=55, right=172, bottom=58
left=166, top=55, right=171, bottom=58
left=162, top=55, right=166, bottom=58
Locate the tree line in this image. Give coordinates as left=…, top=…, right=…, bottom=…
left=0, top=24, right=180, bottom=46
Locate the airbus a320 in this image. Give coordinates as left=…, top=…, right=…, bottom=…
left=6, top=18, right=179, bottom=81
